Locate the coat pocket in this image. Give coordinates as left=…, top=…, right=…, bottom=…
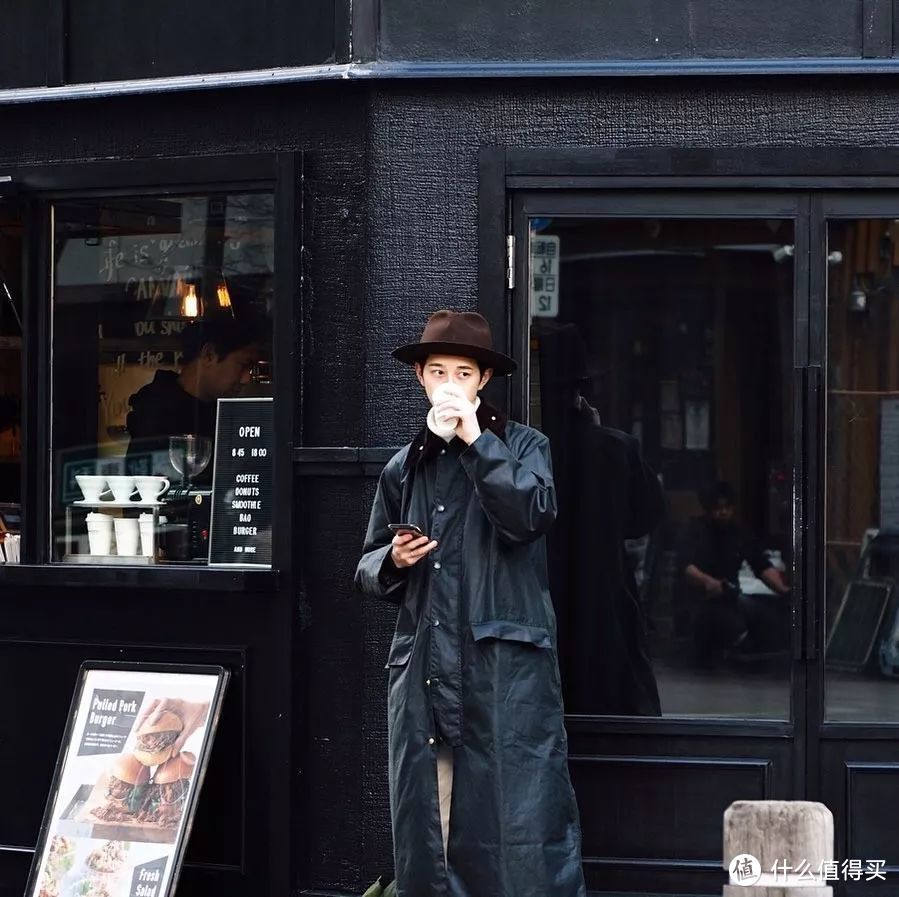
left=384, top=633, right=415, bottom=669
left=471, top=620, right=552, bottom=649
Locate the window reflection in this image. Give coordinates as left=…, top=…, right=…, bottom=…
left=825, top=219, right=899, bottom=722
left=52, top=193, right=274, bottom=565
left=529, top=216, right=794, bottom=719
left=0, top=200, right=22, bottom=559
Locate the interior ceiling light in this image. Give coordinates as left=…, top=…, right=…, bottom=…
left=216, top=283, right=232, bottom=309
left=181, top=283, right=200, bottom=318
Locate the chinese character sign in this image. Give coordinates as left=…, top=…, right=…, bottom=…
left=530, top=234, right=560, bottom=318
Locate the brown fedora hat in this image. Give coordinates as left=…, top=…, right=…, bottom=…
left=392, top=310, right=517, bottom=375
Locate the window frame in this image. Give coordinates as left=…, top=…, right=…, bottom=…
left=0, top=152, right=298, bottom=586
left=477, top=146, right=899, bottom=743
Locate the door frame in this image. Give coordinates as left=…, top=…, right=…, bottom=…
left=479, top=147, right=899, bottom=805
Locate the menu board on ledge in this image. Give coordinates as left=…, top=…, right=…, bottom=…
left=208, top=397, right=274, bottom=567
left=24, top=662, right=228, bottom=897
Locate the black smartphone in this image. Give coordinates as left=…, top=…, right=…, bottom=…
left=388, top=523, right=426, bottom=538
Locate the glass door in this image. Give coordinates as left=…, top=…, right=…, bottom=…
left=0, top=199, right=23, bottom=544
left=818, top=197, right=899, bottom=724
left=513, top=192, right=806, bottom=722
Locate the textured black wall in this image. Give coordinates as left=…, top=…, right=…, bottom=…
left=0, top=83, right=370, bottom=894
left=66, top=0, right=337, bottom=82
left=356, top=75, right=899, bottom=891
left=5, top=75, right=899, bottom=895
left=0, top=0, right=341, bottom=89
left=379, top=0, right=864, bottom=62
left=0, top=1, right=52, bottom=88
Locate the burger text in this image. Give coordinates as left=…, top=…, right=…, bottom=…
left=90, top=695, right=139, bottom=728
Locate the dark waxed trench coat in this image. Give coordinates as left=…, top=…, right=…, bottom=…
left=355, top=407, right=586, bottom=897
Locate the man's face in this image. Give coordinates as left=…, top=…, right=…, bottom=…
left=708, top=499, right=736, bottom=526
left=415, top=354, right=492, bottom=403
left=199, top=343, right=259, bottom=400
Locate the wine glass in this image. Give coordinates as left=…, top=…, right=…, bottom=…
left=168, top=435, right=213, bottom=491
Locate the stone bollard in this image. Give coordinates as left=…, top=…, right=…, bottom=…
left=723, top=801, right=834, bottom=896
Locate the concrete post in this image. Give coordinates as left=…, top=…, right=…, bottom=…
left=723, top=801, right=834, bottom=896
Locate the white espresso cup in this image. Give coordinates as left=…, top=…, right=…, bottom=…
left=113, top=517, right=140, bottom=556
left=135, top=476, right=170, bottom=503
left=86, top=512, right=113, bottom=556
left=138, top=513, right=155, bottom=558
left=76, top=475, right=108, bottom=503
left=106, top=475, right=138, bottom=503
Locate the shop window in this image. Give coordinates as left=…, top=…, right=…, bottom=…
left=528, top=216, right=794, bottom=719
left=0, top=200, right=22, bottom=559
left=52, top=193, right=274, bottom=566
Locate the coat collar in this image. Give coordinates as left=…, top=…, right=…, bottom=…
left=404, top=399, right=508, bottom=472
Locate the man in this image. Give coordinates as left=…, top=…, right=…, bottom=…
left=355, top=310, right=586, bottom=897
left=678, top=481, right=790, bottom=666
left=125, top=315, right=262, bottom=479
left=535, top=322, right=665, bottom=716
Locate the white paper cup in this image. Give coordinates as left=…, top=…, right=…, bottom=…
left=76, top=475, right=108, bottom=502
left=106, top=475, right=138, bottom=503
left=139, top=513, right=155, bottom=557
left=113, top=517, right=140, bottom=556
left=135, top=475, right=170, bottom=502
left=86, top=512, right=113, bottom=555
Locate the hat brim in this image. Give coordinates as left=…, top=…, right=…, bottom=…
left=392, top=341, right=517, bottom=376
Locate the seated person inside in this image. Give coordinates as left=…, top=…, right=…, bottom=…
left=678, top=481, right=790, bottom=667
left=125, top=315, right=262, bottom=485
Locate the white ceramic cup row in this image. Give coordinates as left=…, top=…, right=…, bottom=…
left=76, top=474, right=170, bottom=503
left=86, top=512, right=156, bottom=557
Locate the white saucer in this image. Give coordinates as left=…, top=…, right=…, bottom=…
left=73, top=499, right=165, bottom=507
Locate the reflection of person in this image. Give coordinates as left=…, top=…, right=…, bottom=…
left=355, top=311, right=585, bottom=897
left=125, top=315, right=262, bottom=477
left=679, top=481, right=790, bottom=667
left=136, top=697, right=210, bottom=754
left=535, top=322, right=664, bottom=716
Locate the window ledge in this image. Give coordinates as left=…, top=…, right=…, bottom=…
left=0, top=563, right=280, bottom=592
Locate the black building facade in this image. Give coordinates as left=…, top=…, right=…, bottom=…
left=2, top=3, right=899, bottom=897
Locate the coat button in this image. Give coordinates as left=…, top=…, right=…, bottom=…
left=434, top=619, right=440, bottom=627
left=428, top=737, right=436, bottom=746
left=440, top=449, right=446, bottom=455
left=433, top=561, right=441, bottom=570
left=436, top=504, right=445, bottom=512
left=425, top=678, right=431, bottom=686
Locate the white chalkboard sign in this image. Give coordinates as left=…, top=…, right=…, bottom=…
left=208, top=397, right=274, bottom=567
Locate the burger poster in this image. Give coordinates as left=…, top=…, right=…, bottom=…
left=26, top=663, right=228, bottom=897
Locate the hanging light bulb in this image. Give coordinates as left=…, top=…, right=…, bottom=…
left=182, top=283, right=200, bottom=318
left=216, top=282, right=232, bottom=309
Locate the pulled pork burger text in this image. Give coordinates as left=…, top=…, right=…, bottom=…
left=133, top=710, right=183, bottom=766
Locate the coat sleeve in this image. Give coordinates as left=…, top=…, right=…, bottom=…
left=624, top=439, right=665, bottom=539
left=354, top=455, right=408, bottom=602
left=459, top=427, right=557, bottom=545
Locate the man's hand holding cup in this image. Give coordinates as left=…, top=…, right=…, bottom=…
left=432, top=383, right=481, bottom=445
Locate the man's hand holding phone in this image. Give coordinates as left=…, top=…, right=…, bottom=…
left=389, top=524, right=438, bottom=568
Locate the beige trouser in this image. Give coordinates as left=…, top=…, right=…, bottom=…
left=437, top=743, right=454, bottom=865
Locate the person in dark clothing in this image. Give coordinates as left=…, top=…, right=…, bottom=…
left=679, top=481, right=790, bottom=667
left=125, top=315, right=262, bottom=480
left=535, top=321, right=665, bottom=716
left=355, top=310, right=586, bottom=897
